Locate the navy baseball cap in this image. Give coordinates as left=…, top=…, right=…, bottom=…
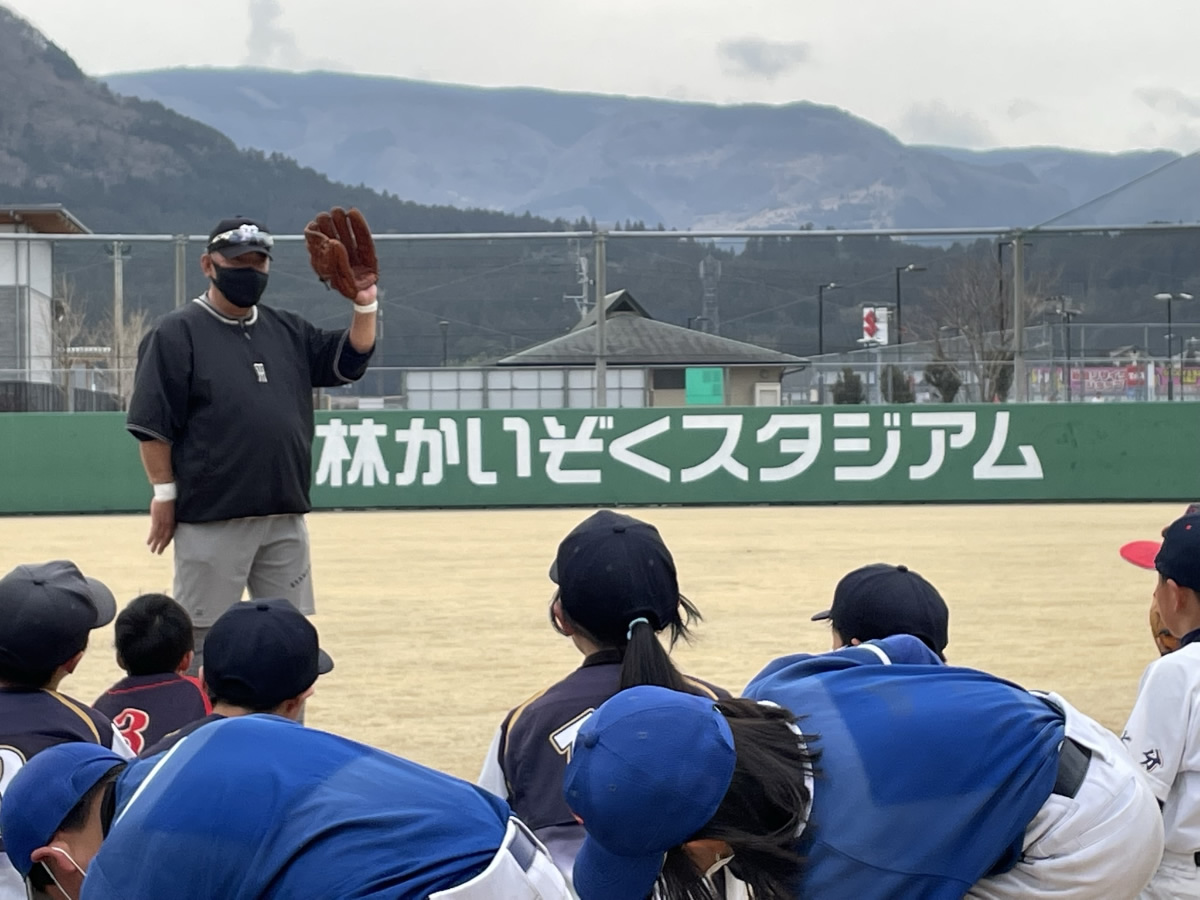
left=0, top=561, right=117, bottom=671
left=203, top=598, right=333, bottom=709
left=564, top=685, right=736, bottom=900
left=549, top=511, right=680, bottom=642
left=0, top=742, right=126, bottom=878
left=1119, top=504, right=1200, bottom=579
left=1122, top=512, right=1200, bottom=592
left=207, top=217, right=273, bottom=259
left=812, top=563, right=949, bottom=659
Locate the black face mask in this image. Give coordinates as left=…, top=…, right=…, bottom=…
left=211, top=263, right=269, bottom=308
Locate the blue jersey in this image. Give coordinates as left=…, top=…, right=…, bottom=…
left=83, top=715, right=514, bottom=900
left=743, top=636, right=1065, bottom=899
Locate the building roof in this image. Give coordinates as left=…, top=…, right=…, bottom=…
left=570, top=289, right=650, bottom=331
left=499, top=305, right=807, bottom=367
left=0, top=204, right=91, bottom=234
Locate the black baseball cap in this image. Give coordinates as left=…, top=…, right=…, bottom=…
left=1129, top=513, right=1200, bottom=592
left=812, top=563, right=949, bottom=659
left=207, top=216, right=274, bottom=259
left=0, top=561, right=117, bottom=671
left=550, top=510, right=680, bottom=641
left=203, top=598, right=333, bottom=708
left=1120, top=503, right=1200, bottom=577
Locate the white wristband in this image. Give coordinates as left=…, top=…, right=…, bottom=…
left=354, top=300, right=379, bottom=314
left=153, top=482, right=177, bottom=502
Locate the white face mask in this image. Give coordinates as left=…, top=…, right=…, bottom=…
left=39, top=847, right=85, bottom=900
left=704, top=852, right=735, bottom=879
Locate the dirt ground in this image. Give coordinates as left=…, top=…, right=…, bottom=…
left=9, top=503, right=1176, bottom=780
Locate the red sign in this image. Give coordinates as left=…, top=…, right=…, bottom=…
left=862, top=308, right=877, bottom=339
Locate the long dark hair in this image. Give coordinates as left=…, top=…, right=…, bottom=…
left=550, top=590, right=706, bottom=695
left=657, top=699, right=818, bottom=900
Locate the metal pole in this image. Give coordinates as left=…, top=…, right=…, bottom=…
left=112, top=240, right=125, bottom=409
left=594, top=231, right=608, bottom=408
left=1168, top=298, right=1174, bottom=401
left=818, top=284, right=826, bottom=356
left=1064, top=317, right=1072, bottom=402
left=174, top=236, right=187, bottom=309
left=894, top=267, right=903, bottom=354
left=1012, top=233, right=1027, bottom=401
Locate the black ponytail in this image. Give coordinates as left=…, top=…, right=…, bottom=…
left=550, top=590, right=709, bottom=697
left=618, top=616, right=693, bottom=693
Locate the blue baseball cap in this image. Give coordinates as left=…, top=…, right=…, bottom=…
left=549, top=511, right=681, bottom=643
left=811, top=563, right=949, bottom=659
left=203, top=598, right=333, bottom=709
left=0, top=742, right=126, bottom=878
left=563, top=686, right=736, bottom=900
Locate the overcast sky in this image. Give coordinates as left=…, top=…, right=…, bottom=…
left=9, top=0, right=1200, bottom=153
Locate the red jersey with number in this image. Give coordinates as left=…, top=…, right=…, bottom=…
left=93, top=673, right=211, bottom=755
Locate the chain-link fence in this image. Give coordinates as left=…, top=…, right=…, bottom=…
left=4, top=224, right=1200, bottom=410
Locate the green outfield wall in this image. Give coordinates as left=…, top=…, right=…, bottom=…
left=1, top=405, right=1195, bottom=515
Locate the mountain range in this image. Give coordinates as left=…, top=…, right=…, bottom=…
left=0, top=6, right=553, bottom=234
left=104, top=67, right=1193, bottom=231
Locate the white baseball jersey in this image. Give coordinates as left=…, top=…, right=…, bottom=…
left=1123, top=641, right=1200, bottom=857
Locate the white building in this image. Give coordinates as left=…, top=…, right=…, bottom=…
left=0, top=204, right=90, bottom=399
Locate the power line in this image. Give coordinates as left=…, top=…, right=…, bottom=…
left=1033, top=150, right=1200, bottom=229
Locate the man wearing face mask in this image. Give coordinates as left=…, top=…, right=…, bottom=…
left=126, top=215, right=377, bottom=672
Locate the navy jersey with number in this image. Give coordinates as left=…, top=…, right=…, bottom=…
left=0, top=687, right=134, bottom=899
left=487, top=650, right=728, bottom=872
left=93, top=674, right=211, bottom=756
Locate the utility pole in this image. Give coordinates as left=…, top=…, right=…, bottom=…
left=594, top=230, right=608, bottom=408
left=562, top=239, right=590, bottom=320
left=1012, top=233, right=1027, bottom=402
left=108, top=241, right=132, bottom=408
left=699, top=255, right=721, bottom=334
left=174, top=235, right=187, bottom=309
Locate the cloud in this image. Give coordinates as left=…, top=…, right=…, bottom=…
left=1135, top=87, right=1200, bottom=118
left=897, top=100, right=996, bottom=148
left=717, top=37, right=811, bottom=80
left=1007, top=98, right=1041, bottom=120
left=246, top=0, right=302, bottom=67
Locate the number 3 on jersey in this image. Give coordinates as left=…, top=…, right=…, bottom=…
left=549, top=709, right=596, bottom=762
left=112, top=708, right=151, bottom=755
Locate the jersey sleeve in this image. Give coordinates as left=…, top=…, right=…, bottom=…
left=305, top=321, right=373, bottom=387
left=126, top=322, right=190, bottom=444
left=1122, top=656, right=1191, bottom=802
left=476, top=724, right=508, bottom=800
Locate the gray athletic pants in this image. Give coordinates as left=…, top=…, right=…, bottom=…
left=173, top=514, right=314, bottom=672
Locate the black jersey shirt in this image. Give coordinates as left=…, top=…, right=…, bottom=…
left=126, top=297, right=373, bottom=523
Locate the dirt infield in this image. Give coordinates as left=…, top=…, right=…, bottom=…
left=6, top=503, right=1178, bottom=780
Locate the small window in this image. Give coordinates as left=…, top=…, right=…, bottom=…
left=653, top=369, right=685, bottom=389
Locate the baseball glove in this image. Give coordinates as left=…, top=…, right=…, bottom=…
left=304, top=207, right=379, bottom=300
left=1150, top=601, right=1180, bottom=656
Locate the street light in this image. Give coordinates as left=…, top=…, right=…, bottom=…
left=817, top=282, right=838, bottom=356
left=1154, top=292, right=1194, bottom=400
left=1051, top=299, right=1082, bottom=402
left=894, top=264, right=926, bottom=356
left=438, top=320, right=449, bottom=367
